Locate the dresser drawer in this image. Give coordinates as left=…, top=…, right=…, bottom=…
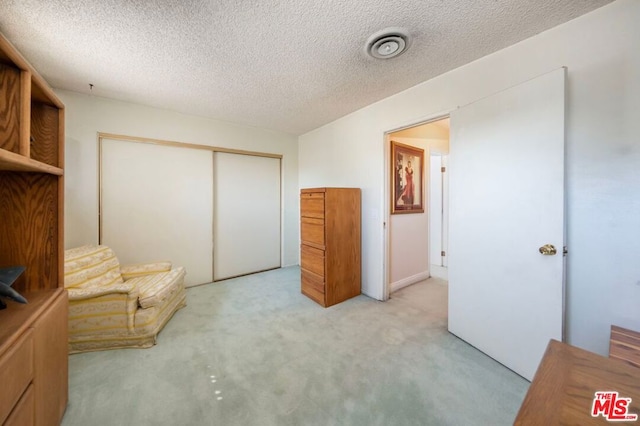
left=301, top=271, right=325, bottom=306
left=301, top=244, right=325, bottom=277
left=4, top=383, right=34, bottom=426
left=301, top=217, right=325, bottom=247
left=302, top=270, right=325, bottom=294
left=0, top=329, right=34, bottom=424
left=301, top=192, right=324, bottom=219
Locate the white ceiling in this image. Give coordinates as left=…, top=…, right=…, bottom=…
left=0, top=0, right=612, bottom=135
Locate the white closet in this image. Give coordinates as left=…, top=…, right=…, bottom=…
left=99, top=135, right=281, bottom=287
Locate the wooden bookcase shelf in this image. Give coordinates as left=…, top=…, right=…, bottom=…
left=0, top=148, right=63, bottom=174
left=0, top=32, right=64, bottom=294
left=0, top=30, right=67, bottom=425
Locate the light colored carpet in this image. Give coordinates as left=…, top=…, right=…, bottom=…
left=61, top=266, right=529, bottom=426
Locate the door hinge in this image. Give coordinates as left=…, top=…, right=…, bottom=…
left=441, top=251, right=446, bottom=257
left=441, top=166, right=446, bottom=173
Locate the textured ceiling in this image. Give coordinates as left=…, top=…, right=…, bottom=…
left=0, top=0, right=612, bottom=135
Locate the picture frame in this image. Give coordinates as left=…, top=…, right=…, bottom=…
left=391, top=141, right=424, bottom=214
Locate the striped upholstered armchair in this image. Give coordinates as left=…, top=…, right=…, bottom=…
left=64, top=245, right=186, bottom=353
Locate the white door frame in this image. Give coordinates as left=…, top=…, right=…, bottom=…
left=382, top=111, right=452, bottom=300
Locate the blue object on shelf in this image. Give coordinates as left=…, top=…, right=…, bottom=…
left=0, top=266, right=28, bottom=309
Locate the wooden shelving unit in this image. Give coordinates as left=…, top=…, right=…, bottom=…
left=0, top=31, right=67, bottom=425
left=0, top=32, right=64, bottom=294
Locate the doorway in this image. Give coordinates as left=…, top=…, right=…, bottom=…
left=382, top=68, right=566, bottom=381
left=386, top=117, right=450, bottom=296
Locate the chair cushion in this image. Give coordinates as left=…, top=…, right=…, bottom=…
left=120, top=261, right=172, bottom=280
left=64, top=245, right=124, bottom=289
left=127, top=267, right=185, bottom=309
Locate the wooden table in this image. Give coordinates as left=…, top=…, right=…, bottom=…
left=515, top=339, right=640, bottom=425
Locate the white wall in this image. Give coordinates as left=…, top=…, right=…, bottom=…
left=299, top=0, right=640, bottom=356
left=59, top=90, right=299, bottom=268
left=393, top=122, right=448, bottom=141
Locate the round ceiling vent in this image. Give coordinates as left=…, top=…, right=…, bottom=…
left=365, top=27, right=411, bottom=60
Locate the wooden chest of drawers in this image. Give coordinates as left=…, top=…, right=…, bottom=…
left=0, top=289, right=68, bottom=426
left=0, top=330, right=34, bottom=425
left=300, top=188, right=361, bottom=307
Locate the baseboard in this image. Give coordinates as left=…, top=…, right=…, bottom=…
left=429, top=265, right=448, bottom=280
left=390, top=271, right=431, bottom=294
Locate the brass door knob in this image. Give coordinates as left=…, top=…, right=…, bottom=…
left=539, top=244, right=557, bottom=255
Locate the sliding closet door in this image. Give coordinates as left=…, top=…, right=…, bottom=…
left=213, top=152, right=281, bottom=280
left=101, top=138, right=213, bottom=287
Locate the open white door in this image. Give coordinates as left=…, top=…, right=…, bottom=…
left=448, top=68, right=565, bottom=380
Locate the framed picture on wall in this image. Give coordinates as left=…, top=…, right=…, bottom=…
left=391, top=141, right=424, bottom=214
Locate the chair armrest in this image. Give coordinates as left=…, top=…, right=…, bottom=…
left=67, top=282, right=136, bottom=301
left=120, top=261, right=172, bottom=280
left=67, top=283, right=138, bottom=333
